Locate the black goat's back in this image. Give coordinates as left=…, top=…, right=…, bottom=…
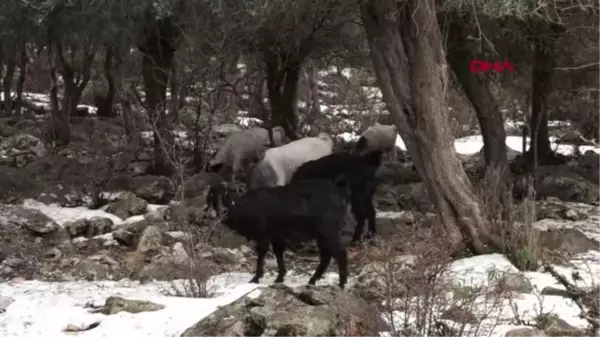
left=290, top=150, right=383, bottom=184
left=224, top=180, right=347, bottom=241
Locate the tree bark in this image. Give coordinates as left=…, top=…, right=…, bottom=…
left=248, top=53, right=266, bottom=120
left=263, top=49, right=302, bottom=140
left=15, top=44, right=27, bottom=116
left=49, top=66, right=70, bottom=145
left=96, top=45, right=118, bottom=118
left=55, top=43, right=94, bottom=118
left=138, top=16, right=182, bottom=175
left=304, top=60, right=321, bottom=127
left=445, top=14, right=512, bottom=220
left=168, top=58, right=180, bottom=124
left=2, top=41, right=17, bottom=117
left=360, top=0, right=498, bottom=253
left=527, top=40, right=553, bottom=166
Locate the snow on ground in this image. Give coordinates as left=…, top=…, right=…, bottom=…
left=21, top=199, right=125, bottom=226
left=0, top=271, right=341, bottom=337
left=3, top=199, right=599, bottom=337
left=20, top=198, right=169, bottom=227
left=5, top=199, right=600, bottom=337
left=383, top=251, right=599, bottom=337
left=2, top=92, right=98, bottom=115
left=334, top=125, right=599, bottom=156
left=455, top=135, right=600, bottom=156
left=2, top=251, right=596, bottom=337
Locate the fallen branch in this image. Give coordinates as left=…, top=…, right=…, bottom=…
left=543, top=265, right=599, bottom=331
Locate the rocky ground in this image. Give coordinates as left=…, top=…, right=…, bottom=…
left=0, top=81, right=599, bottom=336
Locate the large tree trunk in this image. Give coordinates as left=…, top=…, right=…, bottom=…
left=49, top=66, right=70, bottom=145
left=138, top=16, right=181, bottom=175
left=263, top=49, right=302, bottom=140
left=168, top=58, right=180, bottom=124
left=360, top=0, right=498, bottom=253
left=15, top=44, right=27, bottom=116
left=527, top=39, right=553, bottom=166
left=55, top=43, right=94, bottom=118
left=445, top=14, right=512, bottom=220
left=304, top=60, right=321, bottom=128
left=96, top=45, right=118, bottom=118
left=2, top=41, right=17, bottom=117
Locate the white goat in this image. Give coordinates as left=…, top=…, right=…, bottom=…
left=251, top=132, right=334, bottom=188
left=209, top=126, right=286, bottom=181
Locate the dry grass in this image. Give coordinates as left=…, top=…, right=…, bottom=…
left=478, top=167, right=543, bottom=271
left=356, top=226, right=509, bottom=337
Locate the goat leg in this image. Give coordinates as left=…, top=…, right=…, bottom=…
left=366, top=202, right=377, bottom=239
left=333, top=246, right=348, bottom=289
left=249, top=240, right=269, bottom=284
left=308, top=240, right=332, bottom=286
left=350, top=210, right=366, bottom=243
left=271, top=241, right=287, bottom=283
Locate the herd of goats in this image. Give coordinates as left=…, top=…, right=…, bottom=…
left=202, top=122, right=398, bottom=289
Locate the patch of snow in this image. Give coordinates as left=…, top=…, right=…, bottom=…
left=387, top=251, right=599, bottom=337
left=21, top=199, right=124, bottom=226
left=123, top=215, right=145, bottom=224
left=0, top=271, right=341, bottom=337
left=337, top=132, right=359, bottom=142
left=506, top=119, right=571, bottom=131
left=317, top=80, right=329, bottom=87
left=376, top=211, right=412, bottom=219
left=395, top=135, right=407, bottom=151
left=235, top=116, right=262, bottom=127
left=79, top=105, right=98, bottom=115
left=454, top=135, right=600, bottom=156
left=446, top=254, right=520, bottom=288
left=340, top=68, right=352, bottom=79
left=361, top=86, right=383, bottom=99
left=341, top=118, right=356, bottom=127
left=147, top=204, right=168, bottom=213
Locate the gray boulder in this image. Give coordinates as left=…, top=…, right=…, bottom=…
left=181, top=284, right=388, bottom=336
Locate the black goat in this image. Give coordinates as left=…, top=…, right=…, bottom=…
left=289, top=150, right=383, bottom=243
left=205, top=179, right=350, bottom=288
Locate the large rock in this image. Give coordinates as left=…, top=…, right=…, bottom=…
left=181, top=284, right=388, bottom=336
left=0, top=204, right=73, bottom=279
left=130, top=175, right=176, bottom=204
left=538, top=228, right=599, bottom=254
left=578, top=150, right=599, bottom=169
left=64, top=217, right=114, bottom=238
left=0, top=133, right=48, bottom=167
left=536, top=167, right=599, bottom=204
left=0, top=166, right=39, bottom=200
left=105, top=192, right=148, bottom=219
left=136, top=225, right=163, bottom=253
left=0, top=204, right=65, bottom=239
